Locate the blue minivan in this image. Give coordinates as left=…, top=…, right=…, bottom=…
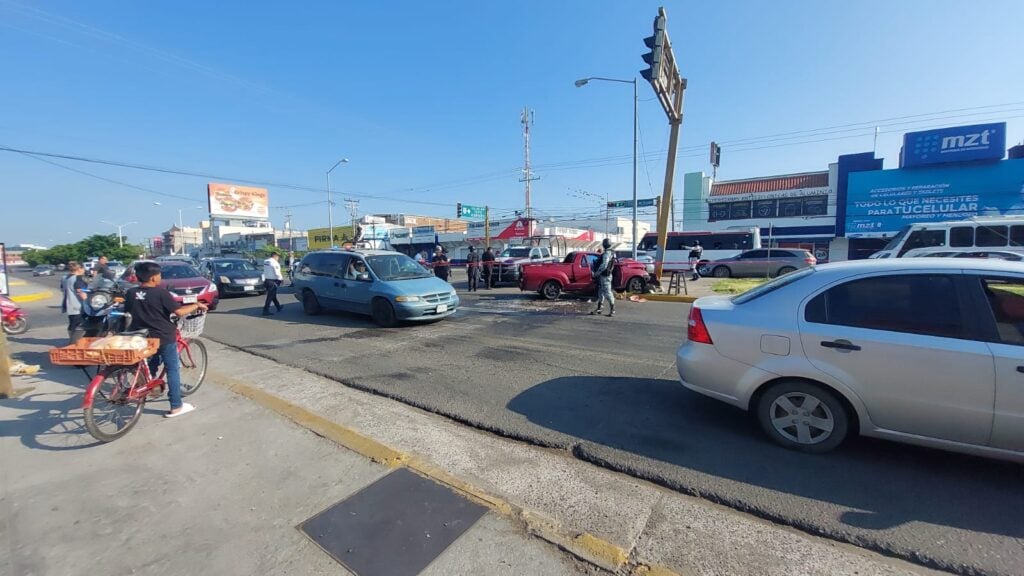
left=293, top=249, right=459, bottom=327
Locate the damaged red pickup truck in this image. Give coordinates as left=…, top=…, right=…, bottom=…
left=519, top=252, right=650, bottom=300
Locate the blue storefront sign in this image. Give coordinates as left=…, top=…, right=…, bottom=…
left=902, top=122, right=1006, bottom=168
left=845, top=159, right=1024, bottom=236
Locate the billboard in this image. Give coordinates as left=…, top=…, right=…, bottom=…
left=902, top=122, right=1006, bottom=168
left=307, top=226, right=357, bottom=250
left=207, top=183, right=270, bottom=220
left=411, top=226, right=436, bottom=243
left=845, top=159, right=1024, bottom=236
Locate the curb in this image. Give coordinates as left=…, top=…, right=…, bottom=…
left=641, top=293, right=697, bottom=303
left=9, top=280, right=27, bottom=287
left=213, top=370, right=677, bottom=575
left=10, top=291, right=53, bottom=303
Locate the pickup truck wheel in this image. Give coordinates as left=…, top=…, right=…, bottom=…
left=541, top=281, right=562, bottom=300
left=626, top=276, right=645, bottom=294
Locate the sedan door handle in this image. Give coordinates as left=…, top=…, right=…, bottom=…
left=1016, top=366, right=1024, bottom=374
left=820, top=339, right=861, bottom=352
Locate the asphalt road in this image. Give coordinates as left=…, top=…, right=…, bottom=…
left=17, top=269, right=1024, bottom=575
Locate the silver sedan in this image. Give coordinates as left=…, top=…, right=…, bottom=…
left=677, top=258, right=1024, bottom=461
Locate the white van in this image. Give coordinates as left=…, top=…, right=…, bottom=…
left=869, top=217, right=1024, bottom=259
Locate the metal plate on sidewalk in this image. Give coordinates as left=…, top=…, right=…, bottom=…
left=300, top=468, right=487, bottom=576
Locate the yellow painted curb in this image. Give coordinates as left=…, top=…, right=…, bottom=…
left=10, top=291, right=53, bottom=303
left=210, top=369, right=634, bottom=572
left=9, top=280, right=27, bottom=287
left=642, top=293, right=697, bottom=303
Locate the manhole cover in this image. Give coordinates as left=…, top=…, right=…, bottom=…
left=300, top=468, right=487, bottom=576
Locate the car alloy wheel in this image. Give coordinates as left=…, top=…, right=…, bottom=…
left=626, top=276, right=645, bottom=293
left=757, top=381, right=849, bottom=453
left=541, top=280, right=561, bottom=300
left=777, top=266, right=796, bottom=276
left=712, top=266, right=731, bottom=278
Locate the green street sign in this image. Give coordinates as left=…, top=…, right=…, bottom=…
left=458, top=203, right=486, bottom=219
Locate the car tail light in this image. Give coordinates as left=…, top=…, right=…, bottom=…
left=687, top=306, right=713, bottom=344
left=805, top=257, right=816, bottom=264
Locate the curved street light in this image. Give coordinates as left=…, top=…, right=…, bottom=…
left=326, top=158, right=350, bottom=247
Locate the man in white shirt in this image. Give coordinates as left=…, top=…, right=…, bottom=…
left=262, top=252, right=284, bottom=316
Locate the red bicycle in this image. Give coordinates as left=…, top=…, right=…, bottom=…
left=81, top=313, right=208, bottom=442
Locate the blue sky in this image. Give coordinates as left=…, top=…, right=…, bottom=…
left=2, top=0, right=1023, bottom=246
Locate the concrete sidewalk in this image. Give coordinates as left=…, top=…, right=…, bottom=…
left=0, top=327, right=594, bottom=576
left=1, top=326, right=941, bottom=576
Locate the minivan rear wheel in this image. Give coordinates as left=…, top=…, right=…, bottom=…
left=372, top=298, right=397, bottom=328
left=756, top=381, right=849, bottom=453
left=302, top=290, right=322, bottom=316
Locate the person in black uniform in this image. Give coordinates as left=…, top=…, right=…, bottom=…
left=481, top=246, right=496, bottom=289
left=466, top=246, right=481, bottom=292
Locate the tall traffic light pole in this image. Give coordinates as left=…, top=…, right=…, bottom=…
left=641, top=7, right=687, bottom=282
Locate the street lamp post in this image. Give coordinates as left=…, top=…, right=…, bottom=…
left=100, top=220, right=137, bottom=248
left=574, top=76, right=639, bottom=259
left=326, top=158, right=350, bottom=248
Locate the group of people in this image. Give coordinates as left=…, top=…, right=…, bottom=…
left=421, top=245, right=498, bottom=292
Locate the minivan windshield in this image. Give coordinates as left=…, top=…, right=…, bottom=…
left=366, top=254, right=433, bottom=281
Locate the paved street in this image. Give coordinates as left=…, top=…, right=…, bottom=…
left=13, top=270, right=1024, bottom=575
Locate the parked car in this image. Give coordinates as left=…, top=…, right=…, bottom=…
left=203, top=258, right=266, bottom=296
left=491, top=246, right=558, bottom=285
left=614, top=249, right=656, bottom=275
left=32, top=265, right=54, bottom=276
left=677, top=258, right=1024, bottom=462
left=520, top=252, right=649, bottom=300
left=107, top=260, right=128, bottom=278
left=704, top=248, right=816, bottom=278
left=156, top=255, right=200, bottom=267
left=293, top=249, right=459, bottom=327
left=118, top=260, right=219, bottom=310
left=911, top=249, right=1024, bottom=261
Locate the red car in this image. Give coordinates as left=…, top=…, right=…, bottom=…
left=520, top=252, right=649, bottom=300
left=119, top=260, right=219, bottom=310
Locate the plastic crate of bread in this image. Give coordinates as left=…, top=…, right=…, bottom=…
left=50, top=336, right=161, bottom=366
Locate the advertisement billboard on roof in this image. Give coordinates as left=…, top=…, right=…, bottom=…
left=207, top=183, right=270, bottom=220
left=901, top=122, right=1006, bottom=168
left=845, top=159, right=1024, bottom=236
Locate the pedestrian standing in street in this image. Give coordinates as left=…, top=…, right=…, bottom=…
left=431, top=246, right=450, bottom=282
left=590, top=238, right=616, bottom=317
left=481, top=246, right=496, bottom=289
left=287, top=251, right=296, bottom=286
left=465, top=246, right=481, bottom=292
left=262, top=252, right=284, bottom=316
left=93, top=255, right=114, bottom=282
left=61, top=261, right=88, bottom=343
left=689, top=241, right=704, bottom=281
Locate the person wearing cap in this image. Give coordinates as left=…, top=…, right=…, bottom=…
left=431, top=246, right=450, bottom=282
left=590, top=238, right=616, bottom=317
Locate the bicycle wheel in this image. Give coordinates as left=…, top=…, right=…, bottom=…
left=178, top=339, right=208, bottom=396
left=83, top=366, right=145, bottom=443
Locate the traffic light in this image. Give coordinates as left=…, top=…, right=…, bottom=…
left=710, top=142, right=721, bottom=168
left=640, top=12, right=666, bottom=84
left=456, top=202, right=463, bottom=218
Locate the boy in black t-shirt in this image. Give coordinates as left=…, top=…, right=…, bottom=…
left=124, top=262, right=207, bottom=418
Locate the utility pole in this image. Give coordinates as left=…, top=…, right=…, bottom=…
left=344, top=198, right=360, bottom=241
left=520, top=107, right=539, bottom=223
left=484, top=206, right=490, bottom=249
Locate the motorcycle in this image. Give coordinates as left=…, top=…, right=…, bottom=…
left=80, top=277, right=129, bottom=338
left=1, top=295, right=28, bottom=335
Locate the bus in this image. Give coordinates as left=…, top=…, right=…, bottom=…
left=868, top=217, right=1024, bottom=259
left=638, top=228, right=761, bottom=272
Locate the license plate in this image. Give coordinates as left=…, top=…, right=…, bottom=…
left=436, top=304, right=448, bottom=313
left=182, top=295, right=198, bottom=304
left=243, top=285, right=255, bottom=291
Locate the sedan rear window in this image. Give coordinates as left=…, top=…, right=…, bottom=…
left=732, top=267, right=815, bottom=304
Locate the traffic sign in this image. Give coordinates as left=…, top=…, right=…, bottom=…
left=607, top=198, right=658, bottom=208
left=457, top=203, right=486, bottom=219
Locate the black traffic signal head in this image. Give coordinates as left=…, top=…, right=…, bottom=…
left=640, top=13, right=667, bottom=84
left=457, top=202, right=463, bottom=218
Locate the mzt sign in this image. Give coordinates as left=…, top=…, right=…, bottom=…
left=845, top=159, right=1024, bottom=236
left=902, top=122, right=1006, bottom=168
